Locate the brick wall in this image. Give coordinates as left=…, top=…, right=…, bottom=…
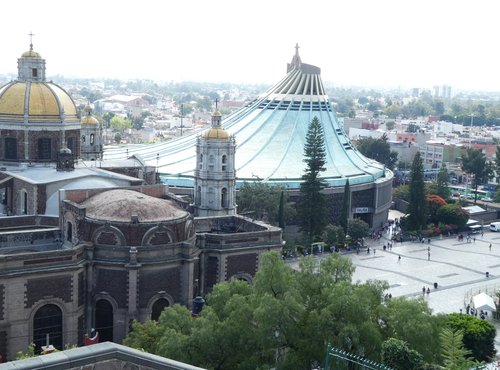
left=25, top=275, right=73, bottom=308
left=95, top=269, right=128, bottom=308
left=138, top=268, right=181, bottom=307
left=226, top=253, right=258, bottom=279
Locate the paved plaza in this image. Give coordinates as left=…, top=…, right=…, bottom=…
left=287, top=217, right=500, bottom=354
left=355, top=228, right=500, bottom=314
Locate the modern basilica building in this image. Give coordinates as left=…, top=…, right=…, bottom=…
left=105, top=45, right=393, bottom=228
left=0, top=43, right=282, bottom=360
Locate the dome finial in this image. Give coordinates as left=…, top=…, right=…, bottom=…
left=28, top=31, right=35, bottom=51
left=295, top=43, right=300, bottom=58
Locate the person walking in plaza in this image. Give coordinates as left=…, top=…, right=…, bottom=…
left=428, top=251, right=430, bottom=260
left=422, top=286, right=426, bottom=295
left=398, top=255, right=401, bottom=263
left=426, top=287, right=430, bottom=295
left=489, top=243, right=492, bottom=251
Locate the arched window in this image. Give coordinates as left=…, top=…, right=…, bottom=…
left=81, top=135, right=86, bottom=143
left=22, top=190, right=28, bottom=215
left=151, top=298, right=170, bottom=321
left=67, top=137, right=75, bottom=153
left=208, top=187, right=214, bottom=204
left=95, top=299, right=113, bottom=343
left=221, top=188, right=228, bottom=208
left=196, top=186, right=201, bottom=206
left=66, top=221, right=73, bottom=242
left=209, top=155, right=215, bottom=170
left=37, top=138, right=52, bottom=160
left=33, top=304, right=62, bottom=353
left=221, top=155, right=227, bottom=171
left=90, top=134, right=95, bottom=145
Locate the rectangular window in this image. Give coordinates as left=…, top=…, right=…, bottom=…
left=32, top=69, right=38, bottom=78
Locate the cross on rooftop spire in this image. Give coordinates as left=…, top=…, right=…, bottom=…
left=215, top=98, right=219, bottom=110
left=295, top=43, right=300, bottom=57
left=28, top=31, right=35, bottom=51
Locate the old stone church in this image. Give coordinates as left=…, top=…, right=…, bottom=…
left=0, top=43, right=282, bottom=360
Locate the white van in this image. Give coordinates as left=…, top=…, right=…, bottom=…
left=490, top=222, right=500, bottom=232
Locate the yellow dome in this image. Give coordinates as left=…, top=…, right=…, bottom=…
left=82, top=115, right=99, bottom=125
left=21, top=50, right=41, bottom=58
left=0, top=81, right=79, bottom=123
left=212, top=110, right=222, bottom=117
left=202, top=127, right=230, bottom=140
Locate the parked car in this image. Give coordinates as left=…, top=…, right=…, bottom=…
left=490, top=222, right=500, bottom=232
left=482, top=197, right=493, bottom=202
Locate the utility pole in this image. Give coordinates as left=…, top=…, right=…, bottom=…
left=180, top=104, right=184, bottom=136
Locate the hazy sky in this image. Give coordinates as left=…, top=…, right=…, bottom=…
left=2, top=0, right=500, bottom=91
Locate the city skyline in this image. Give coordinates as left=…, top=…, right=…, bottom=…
left=2, top=0, right=500, bottom=91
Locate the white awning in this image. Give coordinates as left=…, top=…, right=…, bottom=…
left=473, top=292, right=496, bottom=312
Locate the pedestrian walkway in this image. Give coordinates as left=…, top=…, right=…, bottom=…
left=349, top=227, right=500, bottom=355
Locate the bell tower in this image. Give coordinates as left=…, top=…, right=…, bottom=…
left=194, top=103, right=236, bottom=217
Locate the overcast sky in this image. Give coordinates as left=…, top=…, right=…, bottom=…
left=1, top=0, right=499, bottom=91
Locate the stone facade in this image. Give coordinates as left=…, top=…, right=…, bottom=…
left=0, top=185, right=282, bottom=360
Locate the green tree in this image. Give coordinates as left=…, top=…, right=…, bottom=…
left=381, top=338, right=424, bottom=370
left=355, top=134, right=398, bottom=170
left=495, top=145, right=500, bottom=175
left=298, top=116, right=328, bottom=245
left=436, top=204, right=469, bottom=229
left=278, top=190, right=285, bottom=229
left=461, top=148, right=494, bottom=204
left=237, top=182, right=294, bottom=225
left=347, top=218, right=369, bottom=243
left=407, top=152, right=427, bottom=230
left=110, top=116, right=133, bottom=134
left=445, top=313, right=496, bottom=362
left=323, top=224, right=345, bottom=249
left=339, top=180, right=350, bottom=232
left=439, top=328, right=480, bottom=370
left=385, top=121, right=395, bottom=130
left=436, top=164, right=450, bottom=200
left=102, top=111, right=115, bottom=128
left=114, top=132, right=122, bottom=144
left=393, top=184, right=410, bottom=202
left=125, top=251, right=459, bottom=369
left=380, top=297, right=444, bottom=363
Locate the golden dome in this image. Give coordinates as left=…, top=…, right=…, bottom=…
left=81, top=115, right=99, bottom=125
left=21, top=50, right=41, bottom=58
left=212, top=110, right=222, bottom=117
left=0, top=81, right=79, bottom=123
left=81, top=104, right=99, bottom=125
left=202, top=127, right=230, bottom=140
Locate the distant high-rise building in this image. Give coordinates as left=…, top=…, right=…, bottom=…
left=433, top=84, right=452, bottom=99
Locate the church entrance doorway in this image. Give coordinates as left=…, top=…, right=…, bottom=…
left=33, top=304, right=63, bottom=353
left=95, top=299, right=113, bottom=342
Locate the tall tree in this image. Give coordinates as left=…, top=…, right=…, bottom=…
left=381, top=338, right=424, bottom=370
left=407, top=152, right=427, bottom=230
left=347, top=218, right=370, bottom=244
left=436, top=164, right=450, bottom=199
left=445, top=313, right=496, bottom=363
left=339, top=180, right=350, bottom=233
left=237, top=182, right=294, bottom=225
left=278, top=190, right=285, bottom=229
left=355, top=134, right=398, bottom=170
left=495, top=145, right=500, bottom=176
left=298, top=116, right=328, bottom=245
left=461, top=148, right=494, bottom=204
left=439, top=328, right=479, bottom=370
